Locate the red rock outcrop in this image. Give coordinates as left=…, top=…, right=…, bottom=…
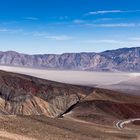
left=0, top=70, right=93, bottom=117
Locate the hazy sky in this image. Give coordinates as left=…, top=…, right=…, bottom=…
left=0, top=0, right=140, bottom=54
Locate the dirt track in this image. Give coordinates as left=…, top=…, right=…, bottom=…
left=116, top=118, right=140, bottom=129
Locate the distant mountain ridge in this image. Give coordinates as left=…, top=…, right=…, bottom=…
left=0, top=47, right=140, bottom=72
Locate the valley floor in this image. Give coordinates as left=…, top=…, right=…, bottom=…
left=0, top=65, right=136, bottom=86
left=1, top=65, right=140, bottom=95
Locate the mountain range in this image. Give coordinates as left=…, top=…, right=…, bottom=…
left=0, top=47, right=140, bottom=71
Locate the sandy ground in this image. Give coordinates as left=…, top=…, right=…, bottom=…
left=0, top=65, right=138, bottom=87
left=0, top=130, right=37, bottom=140
left=0, top=115, right=138, bottom=140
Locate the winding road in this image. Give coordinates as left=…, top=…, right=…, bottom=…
left=116, top=118, right=140, bottom=130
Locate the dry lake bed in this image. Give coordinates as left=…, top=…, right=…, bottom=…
left=1, top=65, right=140, bottom=95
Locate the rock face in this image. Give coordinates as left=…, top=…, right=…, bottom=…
left=0, top=70, right=93, bottom=117
left=1, top=47, right=140, bottom=72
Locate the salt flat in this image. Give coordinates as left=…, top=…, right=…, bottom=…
left=0, top=65, right=138, bottom=87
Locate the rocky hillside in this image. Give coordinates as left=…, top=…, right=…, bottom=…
left=63, top=88, right=140, bottom=125
left=0, top=70, right=140, bottom=125
left=0, top=70, right=93, bottom=117
left=1, top=47, right=140, bottom=72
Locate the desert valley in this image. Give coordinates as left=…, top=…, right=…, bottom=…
left=0, top=63, right=139, bottom=140
left=0, top=0, right=140, bottom=139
